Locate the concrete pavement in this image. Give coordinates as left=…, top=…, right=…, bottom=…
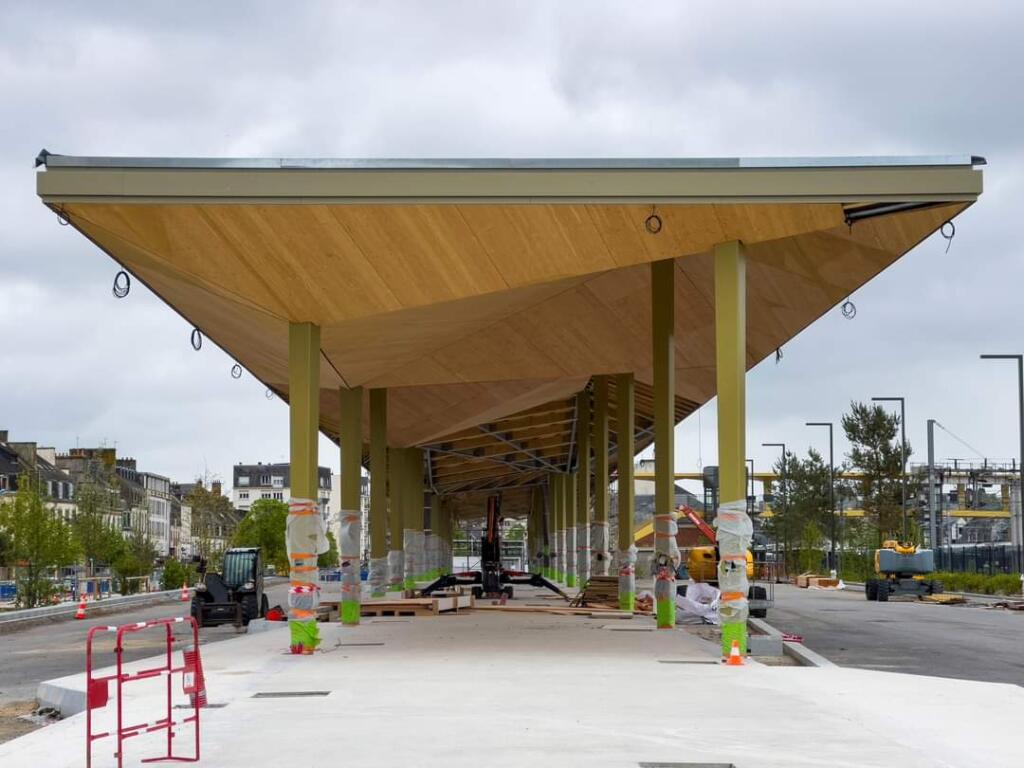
left=768, top=583, right=1024, bottom=685
left=0, top=581, right=289, bottom=743
left=3, top=585, right=1023, bottom=767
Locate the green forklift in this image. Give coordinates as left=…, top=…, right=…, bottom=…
left=191, top=547, right=269, bottom=627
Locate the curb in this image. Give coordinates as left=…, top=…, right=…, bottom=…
left=749, top=616, right=836, bottom=668
left=0, top=589, right=187, bottom=634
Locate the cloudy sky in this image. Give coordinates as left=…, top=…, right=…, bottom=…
left=1, top=2, right=1021, bottom=494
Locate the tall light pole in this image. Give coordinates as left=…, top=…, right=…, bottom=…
left=763, top=442, right=786, bottom=575
left=980, top=354, right=1024, bottom=567
left=872, top=396, right=907, bottom=539
left=747, top=458, right=754, bottom=514
left=806, top=422, right=836, bottom=571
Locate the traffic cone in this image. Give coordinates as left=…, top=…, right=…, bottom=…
left=180, top=581, right=190, bottom=602
left=74, top=595, right=87, bottom=620
left=725, top=639, right=744, bottom=666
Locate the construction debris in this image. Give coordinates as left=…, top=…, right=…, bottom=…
left=989, top=600, right=1024, bottom=611
left=920, top=593, right=966, bottom=605
left=570, top=576, right=619, bottom=608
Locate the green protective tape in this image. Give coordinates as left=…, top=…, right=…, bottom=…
left=656, top=598, right=674, bottom=628
left=340, top=601, right=361, bottom=625
left=566, top=574, right=577, bottom=588
left=289, top=619, right=321, bottom=651
left=721, top=622, right=747, bottom=656
left=619, top=592, right=635, bottom=612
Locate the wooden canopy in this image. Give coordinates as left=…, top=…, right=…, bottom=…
left=36, top=153, right=983, bottom=512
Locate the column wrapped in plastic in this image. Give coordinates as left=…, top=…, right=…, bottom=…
left=715, top=499, right=752, bottom=626
left=653, top=512, right=680, bottom=627
left=368, top=556, right=387, bottom=597
left=591, top=522, right=610, bottom=576
left=576, top=523, right=589, bottom=584
left=404, top=529, right=425, bottom=587
left=387, top=549, right=404, bottom=591
left=286, top=498, right=328, bottom=652
left=617, top=544, right=637, bottom=608
left=565, top=526, right=577, bottom=585
left=339, top=508, right=361, bottom=623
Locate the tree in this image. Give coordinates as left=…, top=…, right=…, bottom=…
left=71, top=481, right=123, bottom=574
left=112, top=525, right=157, bottom=595
left=231, top=498, right=289, bottom=573
left=765, top=449, right=833, bottom=572
left=0, top=473, right=78, bottom=607
left=842, top=401, right=913, bottom=544
left=186, top=482, right=237, bottom=566
left=318, top=529, right=338, bottom=568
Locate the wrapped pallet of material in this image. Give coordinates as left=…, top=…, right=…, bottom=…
left=368, top=555, right=387, bottom=598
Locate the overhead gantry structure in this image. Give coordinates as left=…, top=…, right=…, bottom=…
left=36, top=152, right=984, bottom=652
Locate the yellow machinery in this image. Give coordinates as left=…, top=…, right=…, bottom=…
left=865, top=540, right=942, bottom=601
left=687, top=547, right=754, bottom=582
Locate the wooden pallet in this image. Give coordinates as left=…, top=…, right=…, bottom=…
left=570, top=576, right=620, bottom=608
left=357, top=594, right=475, bottom=618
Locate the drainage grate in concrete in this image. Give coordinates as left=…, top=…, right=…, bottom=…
left=639, top=763, right=736, bottom=767
left=252, top=691, right=331, bottom=699
left=175, top=702, right=228, bottom=709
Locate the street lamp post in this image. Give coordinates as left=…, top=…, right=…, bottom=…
left=980, top=354, right=1024, bottom=569
left=747, top=458, right=754, bottom=515
left=762, top=442, right=786, bottom=577
left=872, top=396, right=907, bottom=540
left=807, top=422, right=836, bottom=572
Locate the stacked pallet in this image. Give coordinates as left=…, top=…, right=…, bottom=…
left=570, top=576, right=619, bottom=608
left=355, top=594, right=475, bottom=618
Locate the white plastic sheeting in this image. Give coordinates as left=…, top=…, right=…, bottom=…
left=368, top=556, right=387, bottom=597
left=404, top=529, right=425, bottom=584
left=714, top=499, right=753, bottom=626
left=565, top=527, right=577, bottom=582
left=338, top=508, right=362, bottom=619
left=617, top=544, right=637, bottom=602
left=591, top=522, right=610, bottom=576
left=576, top=523, right=589, bottom=584
left=675, top=581, right=721, bottom=625
left=387, top=549, right=404, bottom=591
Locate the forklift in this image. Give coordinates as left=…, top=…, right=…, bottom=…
left=421, top=495, right=566, bottom=600
left=191, top=547, right=269, bottom=627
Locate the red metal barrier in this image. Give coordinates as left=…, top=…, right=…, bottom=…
left=86, top=616, right=203, bottom=768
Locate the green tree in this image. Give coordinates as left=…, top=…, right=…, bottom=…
left=766, top=448, right=833, bottom=572
left=231, top=498, right=289, bottom=572
left=318, top=529, right=338, bottom=568
left=71, top=481, right=123, bottom=574
left=842, top=401, right=912, bottom=544
left=113, top=525, right=157, bottom=595
left=160, top=558, right=198, bottom=590
left=186, top=482, right=237, bottom=565
left=0, top=473, right=78, bottom=607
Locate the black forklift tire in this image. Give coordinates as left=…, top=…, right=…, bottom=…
left=261, top=594, right=269, bottom=618
left=876, top=583, right=889, bottom=602
left=865, top=579, right=878, bottom=601
left=471, top=586, right=483, bottom=600
left=240, top=594, right=259, bottom=625
left=503, top=586, right=514, bottom=599
left=190, top=598, right=204, bottom=627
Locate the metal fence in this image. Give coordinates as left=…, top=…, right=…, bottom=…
left=933, top=543, right=1023, bottom=575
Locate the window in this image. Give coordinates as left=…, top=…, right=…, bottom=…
left=273, top=492, right=283, bottom=501
left=262, top=492, right=271, bottom=499
left=238, top=476, right=250, bottom=487
left=260, top=474, right=271, bottom=485
left=272, top=475, right=284, bottom=489
left=238, top=491, right=249, bottom=500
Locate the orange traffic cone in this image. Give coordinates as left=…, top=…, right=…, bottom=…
left=180, top=581, right=190, bottom=602
left=725, top=639, right=744, bottom=666
left=74, top=595, right=87, bottom=620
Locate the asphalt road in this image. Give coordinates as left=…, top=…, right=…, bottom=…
left=768, top=583, right=1024, bottom=685
left=0, top=581, right=289, bottom=742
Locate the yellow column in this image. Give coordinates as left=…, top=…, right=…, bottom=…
left=616, top=373, right=637, bottom=610
left=651, top=258, right=677, bottom=628
left=339, top=386, right=363, bottom=625
left=593, top=376, right=610, bottom=576
left=576, top=390, right=591, bottom=586
left=714, top=240, right=751, bottom=657
left=287, top=322, right=321, bottom=652
left=369, top=389, right=388, bottom=597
